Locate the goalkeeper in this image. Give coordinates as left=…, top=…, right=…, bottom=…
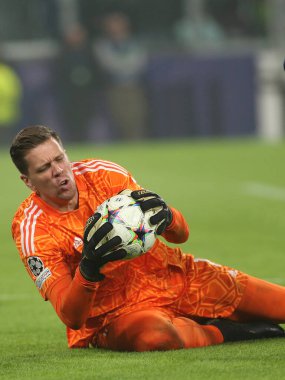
left=10, top=125, right=285, bottom=350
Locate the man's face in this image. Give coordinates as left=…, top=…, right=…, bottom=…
left=21, top=138, right=78, bottom=211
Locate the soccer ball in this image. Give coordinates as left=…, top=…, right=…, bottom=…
left=96, top=190, right=158, bottom=259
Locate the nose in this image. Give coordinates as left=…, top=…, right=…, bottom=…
left=53, top=164, right=64, bottom=177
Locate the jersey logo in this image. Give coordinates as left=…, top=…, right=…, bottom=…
left=35, top=268, right=52, bottom=289
left=73, top=236, right=83, bottom=249
left=27, top=256, right=44, bottom=277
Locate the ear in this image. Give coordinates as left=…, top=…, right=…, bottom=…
left=20, top=174, right=36, bottom=192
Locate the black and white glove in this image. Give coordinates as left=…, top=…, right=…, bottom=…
left=79, top=213, right=126, bottom=282
left=131, top=189, right=173, bottom=235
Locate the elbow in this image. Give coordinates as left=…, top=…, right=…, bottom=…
left=62, top=315, right=85, bottom=330
left=182, top=225, right=190, bottom=243
left=59, top=306, right=86, bottom=330
left=173, top=225, right=190, bottom=244
left=66, top=321, right=84, bottom=330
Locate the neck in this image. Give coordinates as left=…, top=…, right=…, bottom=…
left=57, top=197, right=79, bottom=212
left=38, top=192, right=79, bottom=212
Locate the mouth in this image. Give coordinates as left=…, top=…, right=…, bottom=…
left=59, top=178, right=69, bottom=187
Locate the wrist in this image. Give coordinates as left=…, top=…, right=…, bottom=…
left=167, top=207, right=173, bottom=226
left=79, top=258, right=104, bottom=282
left=164, top=207, right=174, bottom=230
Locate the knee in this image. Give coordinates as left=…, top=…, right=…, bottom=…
left=129, top=314, right=184, bottom=351
left=135, top=324, right=184, bottom=352
left=106, top=310, right=185, bottom=352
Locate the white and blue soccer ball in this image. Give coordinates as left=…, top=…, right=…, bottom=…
left=96, top=190, right=158, bottom=259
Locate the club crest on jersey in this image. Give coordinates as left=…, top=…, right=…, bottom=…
left=27, top=256, right=44, bottom=277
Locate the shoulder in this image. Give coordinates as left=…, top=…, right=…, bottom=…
left=12, top=194, right=47, bottom=239
left=72, top=159, right=129, bottom=178
left=72, top=158, right=138, bottom=200
left=12, top=195, right=61, bottom=261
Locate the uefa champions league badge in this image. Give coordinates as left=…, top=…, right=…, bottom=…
left=27, top=256, right=52, bottom=289
left=27, top=256, right=44, bottom=276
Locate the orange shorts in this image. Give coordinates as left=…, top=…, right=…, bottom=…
left=92, top=257, right=248, bottom=349
left=68, top=256, right=248, bottom=348
left=172, top=257, right=248, bottom=319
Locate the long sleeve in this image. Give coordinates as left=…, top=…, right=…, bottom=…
left=46, top=268, right=99, bottom=330
left=162, top=207, right=190, bottom=244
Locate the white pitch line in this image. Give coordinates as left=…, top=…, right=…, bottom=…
left=243, top=182, right=285, bottom=202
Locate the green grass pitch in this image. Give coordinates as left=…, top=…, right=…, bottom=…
left=1, top=138, right=285, bottom=379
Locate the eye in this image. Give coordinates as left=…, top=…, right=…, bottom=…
left=37, top=165, right=49, bottom=173
left=55, top=155, right=64, bottom=162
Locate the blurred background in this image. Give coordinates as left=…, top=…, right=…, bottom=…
left=0, top=0, right=284, bottom=145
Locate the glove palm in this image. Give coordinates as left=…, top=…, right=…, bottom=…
left=131, top=190, right=172, bottom=235
left=79, top=213, right=126, bottom=281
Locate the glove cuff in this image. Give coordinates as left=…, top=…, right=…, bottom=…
left=167, top=207, right=173, bottom=227
left=79, top=258, right=105, bottom=282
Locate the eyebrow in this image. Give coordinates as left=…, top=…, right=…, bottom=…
left=34, top=153, right=65, bottom=173
left=35, top=162, right=51, bottom=173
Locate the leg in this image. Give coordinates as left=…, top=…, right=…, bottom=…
left=171, top=316, right=223, bottom=348
left=231, top=275, right=285, bottom=323
left=97, top=309, right=223, bottom=352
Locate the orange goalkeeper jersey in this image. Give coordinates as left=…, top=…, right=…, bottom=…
left=12, top=159, right=247, bottom=348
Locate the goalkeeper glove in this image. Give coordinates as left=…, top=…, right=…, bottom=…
left=131, top=189, right=173, bottom=235
left=79, top=213, right=126, bottom=282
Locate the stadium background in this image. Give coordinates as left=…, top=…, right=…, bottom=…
left=1, top=1, right=285, bottom=379
left=0, top=0, right=284, bottom=144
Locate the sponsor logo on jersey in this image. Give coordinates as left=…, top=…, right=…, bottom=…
left=73, top=236, right=83, bottom=249
left=35, top=268, right=52, bottom=289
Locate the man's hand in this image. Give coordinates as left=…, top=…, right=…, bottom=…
left=131, top=190, right=173, bottom=235
left=79, top=213, right=126, bottom=282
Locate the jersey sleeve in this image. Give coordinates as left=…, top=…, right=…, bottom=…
left=161, top=206, right=190, bottom=244
left=74, top=159, right=142, bottom=201
left=46, top=267, right=99, bottom=330
left=79, top=160, right=190, bottom=243
left=12, top=210, right=71, bottom=300
left=100, top=162, right=190, bottom=244
left=102, top=160, right=140, bottom=196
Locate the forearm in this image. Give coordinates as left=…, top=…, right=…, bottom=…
left=162, top=207, right=190, bottom=244
left=47, top=268, right=98, bottom=330
left=48, top=207, right=127, bottom=330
